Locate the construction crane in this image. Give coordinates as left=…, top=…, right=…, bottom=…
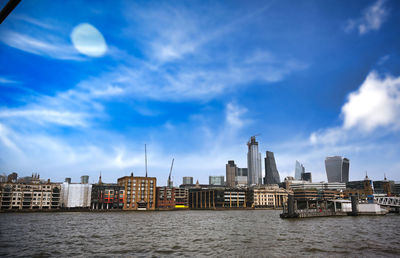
left=0, top=0, right=21, bottom=24
left=167, top=158, right=174, bottom=188
left=248, top=133, right=261, bottom=146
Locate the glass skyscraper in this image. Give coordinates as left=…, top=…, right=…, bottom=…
left=295, top=160, right=305, bottom=180
left=264, top=151, right=280, bottom=185
left=247, top=136, right=262, bottom=185
left=325, top=156, right=350, bottom=183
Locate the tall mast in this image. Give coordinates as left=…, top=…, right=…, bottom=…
left=145, top=144, right=148, bottom=177
left=168, top=158, right=174, bottom=187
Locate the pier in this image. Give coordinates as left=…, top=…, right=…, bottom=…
left=280, top=195, right=388, bottom=218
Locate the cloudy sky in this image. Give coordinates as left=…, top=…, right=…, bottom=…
left=0, top=0, right=399, bottom=184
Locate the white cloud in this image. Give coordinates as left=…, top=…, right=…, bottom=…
left=309, top=127, right=347, bottom=146
left=310, top=70, right=400, bottom=147
left=226, top=102, right=247, bottom=128
left=72, top=49, right=306, bottom=102
left=0, top=109, right=88, bottom=127
left=345, top=0, right=388, bottom=35
left=304, top=70, right=400, bottom=181
left=0, top=76, right=19, bottom=84
left=0, top=30, right=84, bottom=61
left=342, top=71, right=400, bottom=131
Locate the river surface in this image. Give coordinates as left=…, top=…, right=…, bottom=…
left=0, top=210, right=399, bottom=257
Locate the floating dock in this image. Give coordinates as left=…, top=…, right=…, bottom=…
left=280, top=195, right=388, bottom=218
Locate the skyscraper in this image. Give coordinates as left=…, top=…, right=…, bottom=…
left=247, top=136, right=262, bottom=185
left=264, top=151, right=280, bottom=185
left=226, top=160, right=237, bottom=188
left=325, top=156, right=350, bottom=183
left=294, top=160, right=305, bottom=180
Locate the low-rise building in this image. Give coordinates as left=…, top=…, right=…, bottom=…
left=223, top=189, right=247, bottom=208
left=61, top=176, right=92, bottom=209
left=117, top=173, right=156, bottom=210
left=189, top=189, right=224, bottom=209
left=345, top=175, right=374, bottom=201
left=293, top=189, right=340, bottom=201
left=189, top=188, right=250, bottom=209
left=91, top=183, right=124, bottom=210
left=285, top=178, right=346, bottom=191
left=0, top=174, right=61, bottom=210
left=175, top=188, right=189, bottom=208
left=394, top=181, right=400, bottom=196
left=373, top=179, right=395, bottom=196
left=156, top=187, right=175, bottom=210
left=253, top=185, right=291, bottom=208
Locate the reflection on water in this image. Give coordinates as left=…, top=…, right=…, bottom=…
left=0, top=210, right=399, bottom=257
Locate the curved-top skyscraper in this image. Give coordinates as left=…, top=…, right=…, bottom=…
left=247, top=136, right=262, bottom=185
left=325, top=156, right=349, bottom=183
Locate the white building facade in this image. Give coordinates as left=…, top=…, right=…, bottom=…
left=61, top=177, right=92, bottom=208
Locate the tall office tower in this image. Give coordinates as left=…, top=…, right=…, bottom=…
left=325, top=156, right=350, bottom=183
left=226, top=160, right=237, bottom=188
left=209, top=176, right=225, bottom=186
left=247, top=136, right=262, bottom=185
left=182, top=177, right=193, bottom=185
left=264, top=151, right=280, bottom=185
left=294, top=161, right=305, bottom=180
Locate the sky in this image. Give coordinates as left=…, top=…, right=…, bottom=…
left=0, top=0, right=400, bottom=185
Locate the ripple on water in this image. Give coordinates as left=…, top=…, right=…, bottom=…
left=0, top=211, right=399, bottom=257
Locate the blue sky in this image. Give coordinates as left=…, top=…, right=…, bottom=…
left=1, top=0, right=400, bottom=184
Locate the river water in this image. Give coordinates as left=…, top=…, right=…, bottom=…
left=0, top=210, right=399, bottom=257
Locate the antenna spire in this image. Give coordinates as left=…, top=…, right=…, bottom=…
left=168, top=158, right=174, bottom=187
left=145, top=144, right=148, bottom=177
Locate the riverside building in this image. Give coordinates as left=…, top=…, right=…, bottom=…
left=0, top=174, right=61, bottom=210
left=117, top=173, right=156, bottom=210
left=90, top=175, right=124, bottom=210
left=325, top=156, right=350, bottom=183
left=156, top=187, right=175, bottom=210
left=247, top=136, right=262, bottom=185
left=189, top=188, right=250, bottom=209
left=61, top=176, right=92, bottom=209
left=174, top=188, right=189, bottom=208
left=344, top=175, right=374, bottom=201
left=288, top=181, right=346, bottom=191
left=373, top=177, right=395, bottom=196
left=253, top=185, right=290, bottom=208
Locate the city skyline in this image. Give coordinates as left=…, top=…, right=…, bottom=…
left=1, top=1, right=400, bottom=184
